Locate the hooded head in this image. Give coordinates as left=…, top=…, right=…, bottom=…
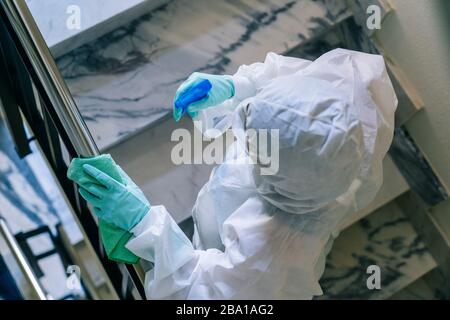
left=232, top=49, right=397, bottom=214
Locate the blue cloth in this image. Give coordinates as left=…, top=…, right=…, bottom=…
left=173, top=73, right=234, bottom=121
left=174, top=79, right=212, bottom=121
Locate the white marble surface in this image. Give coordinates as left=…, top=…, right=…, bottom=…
left=57, top=0, right=351, bottom=150
left=318, top=201, right=436, bottom=299
left=26, top=0, right=167, bottom=57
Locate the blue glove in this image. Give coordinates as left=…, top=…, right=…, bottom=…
left=78, top=164, right=150, bottom=231
left=173, top=72, right=235, bottom=121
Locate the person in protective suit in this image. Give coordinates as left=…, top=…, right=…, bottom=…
left=69, top=48, right=397, bottom=299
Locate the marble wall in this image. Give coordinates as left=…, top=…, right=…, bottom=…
left=390, top=268, right=449, bottom=300
left=390, top=128, right=448, bottom=206
left=56, top=0, right=351, bottom=150
left=319, top=201, right=436, bottom=299
left=26, top=0, right=166, bottom=57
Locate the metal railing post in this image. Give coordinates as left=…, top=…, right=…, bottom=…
left=0, top=0, right=98, bottom=157
left=0, top=218, right=47, bottom=300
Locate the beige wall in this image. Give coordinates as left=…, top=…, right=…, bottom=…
left=376, top=0, right=450, bottom=188
left=375, top=0, right=450, bottom=233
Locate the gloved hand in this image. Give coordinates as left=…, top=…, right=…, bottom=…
left=78, top=164, right=150, bottom=231
left=173, top=72, right=235, bottom=121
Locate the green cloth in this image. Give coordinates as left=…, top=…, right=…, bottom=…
left=67, top=154, right=139, bottom=264
left=98, top=220, right=139, bottom=264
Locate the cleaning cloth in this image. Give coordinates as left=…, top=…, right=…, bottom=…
left=67, top=154, right=139, bottom=264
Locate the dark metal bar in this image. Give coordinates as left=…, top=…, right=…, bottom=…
left=0, top=41, right=31, bottom=158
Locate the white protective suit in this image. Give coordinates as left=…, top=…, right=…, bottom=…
left=126, top=49, right=398, bottom=299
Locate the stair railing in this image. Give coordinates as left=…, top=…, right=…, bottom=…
left=0, top=218, right=47, bottom=300
left=0, top=0, right=145, bottom=299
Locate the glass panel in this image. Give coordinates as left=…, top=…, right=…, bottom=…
left=0, top=118, right=86, bottom=299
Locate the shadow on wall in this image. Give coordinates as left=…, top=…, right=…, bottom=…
left=438, top=0, right=450, bottom=55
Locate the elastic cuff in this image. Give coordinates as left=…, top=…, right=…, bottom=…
left=232, top=75, right=257, bottom=101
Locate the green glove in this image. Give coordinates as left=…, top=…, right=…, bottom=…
left=173, top=72, right=235, bottom=120
left=67, top=154, right=139, bottom=264
left=79, top=164, right=150, bottom=231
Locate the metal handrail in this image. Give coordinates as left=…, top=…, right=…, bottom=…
left=0, top=0, right=145, bottom=299
left=0, top=0, right=98, bottom=157
left=0, top=218, right=47, bottom=300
